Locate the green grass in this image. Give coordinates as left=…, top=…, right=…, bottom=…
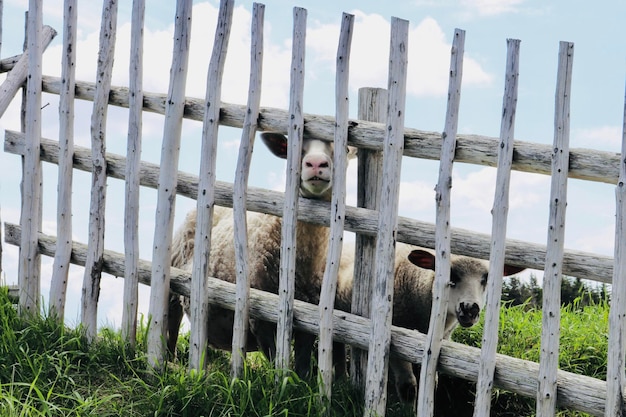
left=451, top=297, right=610, bottom=416
left=0, top=286, right=611, bottom=416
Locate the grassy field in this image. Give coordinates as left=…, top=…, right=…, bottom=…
left=0, top=287, right=608, bottom=416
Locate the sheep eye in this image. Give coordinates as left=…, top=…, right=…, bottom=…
left=481, top=273, right=488, bottom=286
left=448, top=281, right=457, bottom=288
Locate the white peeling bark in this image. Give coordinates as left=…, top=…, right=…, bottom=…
left=318, top=11, right=354, bottom=401
left=147, top=0, right=192, bottom=368
left=605, top=81, right=626, bottom=417
left=275, top=6, right=306, bottom=376
left=364, top=17, right=408, bottom=417
left=18, top=0, right=44, bottom=316
left=189, top=0, right=233, bottom=371
left=537, top=41, right=573, bottom=417
left=473, top=38, right=520, bottom=417
left=417, top=28, right=465, bottom=417
left=81, top=0, right=117, bottom=342
left=121, top=0, right=144, bottom=347
left=231, top=1, right=263, bottom=379
left=49, top=0, right=77, bottom=323
left=350, top=87, right=385, bottom=389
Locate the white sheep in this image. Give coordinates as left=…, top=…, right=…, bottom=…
left=335, top=241, right=525, bottom=403
left=167, top=132, right=357, bottom=378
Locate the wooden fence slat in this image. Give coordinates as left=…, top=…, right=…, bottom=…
left=147, top=0, right=192, bottom=368
left=188, top=0, right=234, bottom=372
left=417, top=28, right=465, bottom=417
left=473, top=38, right=521, bottom=416
left=0, top=25, right=55, bottom=119
left=120, top=0, right=145, bottom=347
left=189, top=0, right=234, bottom=370
left=28, top=74, right=624, bottom=185
left=6, top=131, right=616, bottom=286
left=18, top=0, right=44, bottom=315
left=605, top=83, right=626, bottom=417
left=49, top=0, right=77, bottom=322
left=536, top=41, right=574, bottom=417
left=231, top=1, right=263, bottom=378
left=7, top=221, right=620, bottom=417
left=275, top=6, right=307, bottom=375
left=364, top=17, right=408, bottom=417
left=317, top=11, right=354, bottom=401
left=350, top=88, right=385, bottom=389
left=81, top=0, right=117, bottom=341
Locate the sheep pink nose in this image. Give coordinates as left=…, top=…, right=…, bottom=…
left=303, top=155, right=330, bottom=173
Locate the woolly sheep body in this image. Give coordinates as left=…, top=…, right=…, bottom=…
left=167, top=132, right=357, bottom=378
left=336, top=241, right=524, bottom=403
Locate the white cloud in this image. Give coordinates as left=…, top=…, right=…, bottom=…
left=41, top=3, right=292, bottom=113
left=307, top=12, right=492, bottom=98
left=573, top=125, right=622, bottom=152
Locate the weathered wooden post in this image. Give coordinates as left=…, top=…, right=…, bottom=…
left=364, top=16, right=408, bottom=417
left=473, top=37, right=520, bottom=417
left=49, top=0, right=77, bottom=323
left=536, top=41, right=573, bottom=417
left=605, top=83, right=626, bottom=417
left=231, top=1, right=263, bottom=378
left=318, top=11, right=354, bottom=402
left=189, top=0, right=234, bottom=371
left=350, top=87, right=385, bottom=389
left=147, top=0, right=192, bottom=367
left=82, top=0, right=117, bottom=341
left=121, top=0, right=145, bottom=347
left=417, top=28, right=465, bottom=417
left=18, top=0, right=44, bottom=316
left=275, top=6, right=307, bottom=376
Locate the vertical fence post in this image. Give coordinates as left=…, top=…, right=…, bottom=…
left=364, top=17, right=408, bottom=417
left=536, top=41, right=574, bottom=417
left=18, top=0, right=43, bottom=316
left=231, top=1, right=263, bottom=378
left=473, top=38, right=521, bottom=417
left=49, top=0, right=77, bottom=323
left=121, top=0, right=145, bottom=347
left=275, top=6, right=307, bottom=376
left=147, top=0, right=192, bottom=368
left=417, top=28, right=465, bottom=417
left=318, top=11, right=354, bottom=402
left=351, top=87, right=385, bottom=389
left=189, top=0, right=234, bottom=371
left=606, top=84, right=626, bottom=417
left=81, top=0, right=117, bottom=342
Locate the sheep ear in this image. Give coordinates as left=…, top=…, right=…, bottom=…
left=503, top=265, right=526, bottom=277
left=347, top=146, right=358, bottom=160
left=407, top=249, right=436, bottom=271
left=260, top=132, right=289, bottom=159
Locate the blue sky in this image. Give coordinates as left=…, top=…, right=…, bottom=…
left=0, top=0, right=624, bottom=327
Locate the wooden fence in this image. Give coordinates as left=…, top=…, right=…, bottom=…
left=1, top=0, right=626, bottom=416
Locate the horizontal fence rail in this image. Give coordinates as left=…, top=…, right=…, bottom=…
left=4, top=130, right=614, bottom=284
left=2, top=222, right=619, bottom=417
left=0, top=65, right=616, bottom=185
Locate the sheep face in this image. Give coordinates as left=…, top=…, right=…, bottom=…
left=260, top=132, right=357, bottom=201
left=407, top=249, right=525, bottom=335
left=449, top=257, right=489, bottom=328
